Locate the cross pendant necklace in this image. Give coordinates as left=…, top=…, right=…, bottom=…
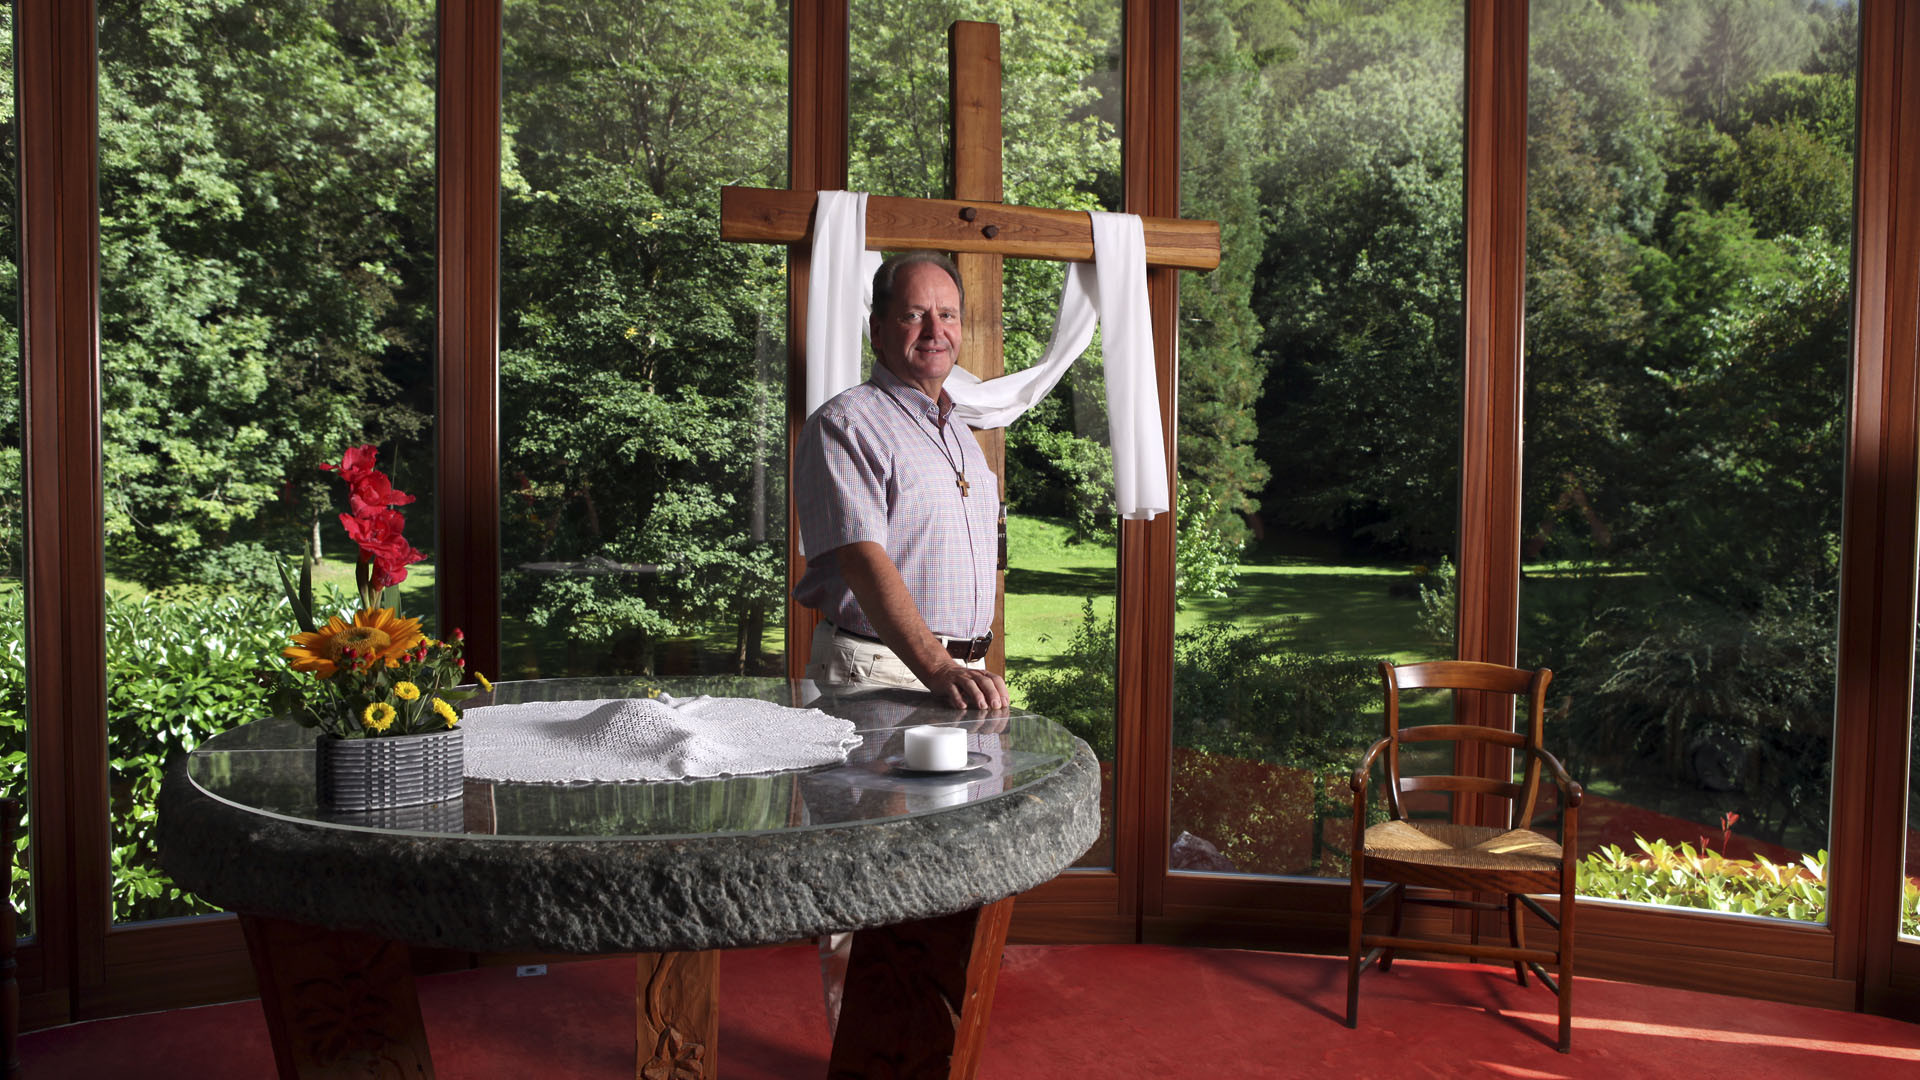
left=879, top=384, right=970, bottom=497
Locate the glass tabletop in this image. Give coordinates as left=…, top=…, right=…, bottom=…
left=185, top=676, right=1082, bottom=841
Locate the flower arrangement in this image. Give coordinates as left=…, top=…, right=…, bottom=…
left=276, top=445, right=490, bottom=739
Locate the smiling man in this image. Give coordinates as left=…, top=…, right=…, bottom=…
left=792, top=250, right=1008, bottom=711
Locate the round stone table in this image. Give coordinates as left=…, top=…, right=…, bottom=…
left=159, top=676, right=1099, bottom=1079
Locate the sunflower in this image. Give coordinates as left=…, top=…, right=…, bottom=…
left=393, top=681, right=421, bottom=701
left=362, top=702, right=397, bottom=733
left=283, top=608, right=427, bottom=677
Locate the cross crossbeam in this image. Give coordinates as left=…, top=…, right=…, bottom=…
left=718, top=187, right=1221, bottom=270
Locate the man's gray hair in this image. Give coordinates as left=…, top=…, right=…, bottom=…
left=871, top=251, right=965, bottom=315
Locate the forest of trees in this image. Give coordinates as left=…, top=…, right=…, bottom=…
left=0, top=0, right=1865, bottom=862
left=1175, top=0, right=1856, bottom=853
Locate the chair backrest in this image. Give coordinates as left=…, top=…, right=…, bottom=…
left=1378, top=660, right=1553, bottom=829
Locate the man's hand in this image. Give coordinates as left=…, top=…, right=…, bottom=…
left=921, top=662, right=1009, bottom=711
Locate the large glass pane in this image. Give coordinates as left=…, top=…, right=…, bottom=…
left=0, top=2, right=26, bottom=938
left=851, top=0, right=1122, bottom=868
left=1170, top=0, right=1464, bottom=878
left=98, top=0, right=436, bottom=922
left=1521, top=0, right=1855, bottom=925
left=500, top=0, right=790, bottom=680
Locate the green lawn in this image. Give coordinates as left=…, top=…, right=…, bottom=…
left=1002, top=514, right=1445, bottom=675
left=75, top=517, right=1441, bottom=680
left=104, top=552, right=439, bottom=616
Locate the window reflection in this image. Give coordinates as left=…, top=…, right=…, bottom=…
left=849, top=0, right=1123, bottom=868
left=96, top=0, right=437, bottom=923
left=0, top=2, right=27, bottom=938
left=1172, top=0, right=1465, bottom=878
left=499, top=0, right=790, bottom=680
left=1521, top=0, right=1854, bottom=923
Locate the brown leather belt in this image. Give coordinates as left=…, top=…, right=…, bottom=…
left=830, top=623, right=994, bottom=663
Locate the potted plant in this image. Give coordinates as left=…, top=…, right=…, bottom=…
left=276, top=445, right=490, bottom=810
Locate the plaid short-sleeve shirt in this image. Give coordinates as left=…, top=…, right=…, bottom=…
left=793, top=365, right=999, bottom=640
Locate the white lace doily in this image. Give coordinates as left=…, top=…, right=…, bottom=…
left=461, top=695, right=862, bottom=783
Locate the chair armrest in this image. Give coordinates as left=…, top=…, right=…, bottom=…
left=1350, top=736, right=1393, bottom=793
left=1531, top=747, right=1582, bottom=807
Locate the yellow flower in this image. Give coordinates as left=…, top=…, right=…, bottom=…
left=432, top=697, right=458, bottom=728
left=475, top=672, right=492, bottom=692
left=284, top=608, right=426, bottom=677
left=362, top=702, right=397, bottom=733
left=393, top=681, right=421, bottom=701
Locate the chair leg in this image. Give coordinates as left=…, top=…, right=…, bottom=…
left=1557, top=895, right=1575, bottom=1053
left=1507, top=893, right=1527, bottom=986
left=1346, top=864, right=1366, bottom=1028
left=1380, top=882, right=1404, bottom=972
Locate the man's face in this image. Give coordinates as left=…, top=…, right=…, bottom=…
left=871, top=262, right=963, bottom=396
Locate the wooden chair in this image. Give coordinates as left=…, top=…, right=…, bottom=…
left=1345, top=660, right=1582, bottom=1052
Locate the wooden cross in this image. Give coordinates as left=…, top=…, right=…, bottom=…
left=720, top=21, right=1221, bottom=676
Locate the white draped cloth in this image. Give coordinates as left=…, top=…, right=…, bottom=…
left=803, top=190, right=1168, bottom=521
left=461, top=695, right=862, bottom=783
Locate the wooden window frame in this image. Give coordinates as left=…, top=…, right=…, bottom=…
left=11, top=0, right=1920, bottom=1028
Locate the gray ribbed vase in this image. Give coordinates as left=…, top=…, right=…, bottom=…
left=315, top=727, right=464, bottom=810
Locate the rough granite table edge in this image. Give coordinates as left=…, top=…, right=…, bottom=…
left=156, top=741, right=1101, bottom=954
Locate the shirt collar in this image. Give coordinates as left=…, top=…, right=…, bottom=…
left=871, top=362, right=954, bottom=423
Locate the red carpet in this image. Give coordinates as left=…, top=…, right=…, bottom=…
left=23, top=944, right=1920, bottom=1077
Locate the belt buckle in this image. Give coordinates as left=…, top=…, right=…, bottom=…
left=966, top=631, right=992, bottom=662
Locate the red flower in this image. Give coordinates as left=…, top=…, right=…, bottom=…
left=321, top=445, right=381, bottom=484
left=346, top=470, right=415, bottom=515
left=324, top=445, right=426, bottom=591
left=339, top=506, right=426, bottom=589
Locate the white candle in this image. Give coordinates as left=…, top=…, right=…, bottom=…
left=903, top=725, right=968, bottom=771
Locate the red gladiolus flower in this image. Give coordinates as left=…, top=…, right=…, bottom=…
left=346, top=471, right=415, bottom=516
left=324, top=445, right=427, bottom=593
left=321, top=444, right=380, bottom=484
left=339, top=506, right=426, bottom=589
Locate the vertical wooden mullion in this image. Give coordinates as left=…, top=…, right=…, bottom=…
left=949, top=21, right=1008, bottom=677
left=1456, top=0, right=1527, bottom=819
left=436, top=0, right=503, bottom=677
left=784, top=0, right=849, bottom=680
left=1122, top=0, right=1181, bottom=929
left=16, top=0, right=102, bottom=1024
left=1844, top=0, right=1920, bottom=1010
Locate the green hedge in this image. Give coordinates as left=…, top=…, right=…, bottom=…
left=1577, top=836, right=1920, bottom=936
left=2, top=587, right=305, bottom=924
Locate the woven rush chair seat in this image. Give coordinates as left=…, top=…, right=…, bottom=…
left=1364, top=821, right=1562, bottom=874
left=1367, top=818, right=1559, bottom=887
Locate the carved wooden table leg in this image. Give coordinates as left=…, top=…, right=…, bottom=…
left=828, top=896, right=1016, bottom=1080
left=636, top=950, right=720, bottom=1079
left=239, top=914, right=433, bottom=1079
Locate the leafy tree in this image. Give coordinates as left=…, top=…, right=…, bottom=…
left=1179, top=0, right=1279, bottom=545
left=0, top=8, right=18, bottom=583
left=1254, top=3, right=1465, bottom=554
left=499, top=0, right=790, bottom=675
left=93, top=0, right=436, bottom=585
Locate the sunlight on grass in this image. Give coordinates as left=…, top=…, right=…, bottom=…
left=103, top=553, right=440, bottom=618
left=1003, top=514, right=1446, bottom=673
